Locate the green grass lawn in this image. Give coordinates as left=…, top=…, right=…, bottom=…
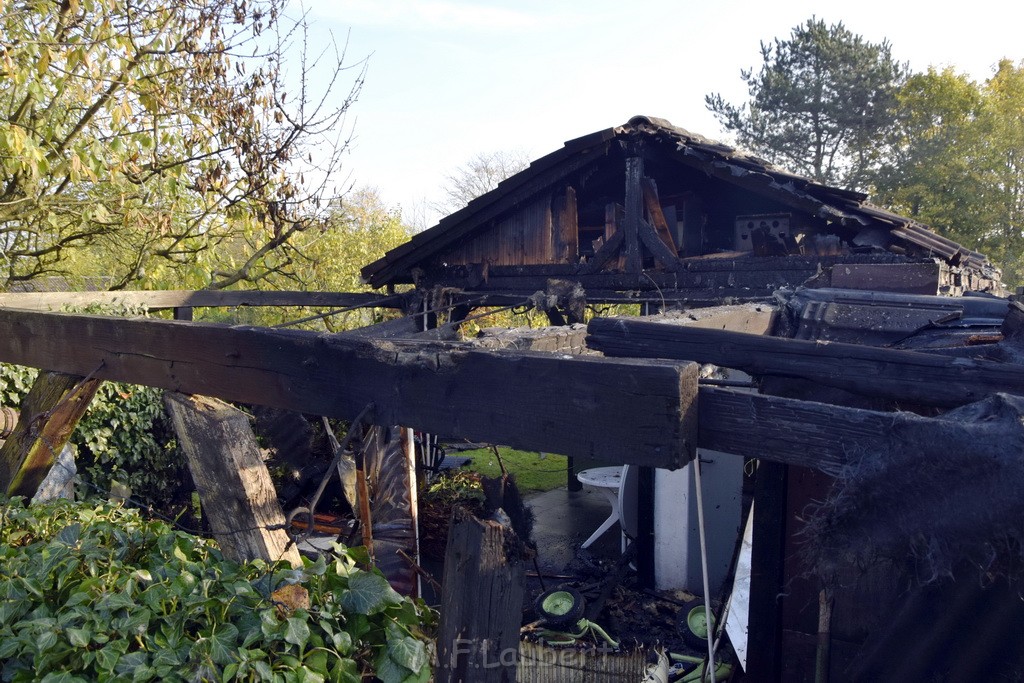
left=457, top=446, right=567, bottom=492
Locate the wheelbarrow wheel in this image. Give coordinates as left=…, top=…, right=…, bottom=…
left=678, top=598, right=715, bottom=650
left=536, top=587, right=586, bottom=630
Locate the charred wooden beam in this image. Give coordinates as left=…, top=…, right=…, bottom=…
left=642, top=303, right=777, bottom=334
left=589, top=317, right=1024, bottom=408
left=0, top=290, right=402, bottom=311
left=436, top=509, right=525, bottom=682
left=0, top=372, right=100, bottom=497
left=641, top=177, right=679, bottom=258
left=623, top=156, right=644, bottom=273
left=0, top=308, right=698, bottom=466
left=637, top=219, right=682, bottom=271
left=164, top=392, right=302, bottom=567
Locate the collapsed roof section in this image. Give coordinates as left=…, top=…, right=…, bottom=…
left=362, top=116, right=1001, bottom=301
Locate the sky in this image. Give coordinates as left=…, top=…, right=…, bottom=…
left=284, top=0, right=1024, bottom=228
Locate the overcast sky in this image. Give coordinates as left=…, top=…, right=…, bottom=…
left=286, top=0, right=1024, bottom=227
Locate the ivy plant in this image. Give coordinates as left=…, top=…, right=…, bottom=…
left=0, top=499, right=435, bottom=682
left=0, top=362, right=183, bottom=511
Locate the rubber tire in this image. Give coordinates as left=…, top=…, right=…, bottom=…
left=678, top=599, right=715, bottom=650
left=535, top=587, right=586, bottom=629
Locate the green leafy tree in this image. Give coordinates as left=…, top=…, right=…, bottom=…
left=706, top=17, right=905, bottom=190
left=246, top=187, right=413, bottom=330
left=0, top=0, right=363, bottom=291
left=874, top=61, right=1024, bottom=285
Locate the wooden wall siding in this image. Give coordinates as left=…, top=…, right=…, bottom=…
left=437, top=194, right=555, bottom=267
left=551, top=186, right=578, bottom=263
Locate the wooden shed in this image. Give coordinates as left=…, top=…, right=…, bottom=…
left=363, top=115, right=1002, bottom=313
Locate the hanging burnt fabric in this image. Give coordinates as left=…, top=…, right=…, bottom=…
left=801, top=393, right=1024, bottom=584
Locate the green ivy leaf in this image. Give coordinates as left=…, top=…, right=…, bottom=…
left=387, top=636, right=427, bottom=674
left=284, top=617, right=310, bottom=648
left=340, top=572, right=401, bottom=616
left=66, top=626, right=91, bottom=647
left=209, top=623, right=239, bottom=665
left=56, top=523, right=82, bottom=547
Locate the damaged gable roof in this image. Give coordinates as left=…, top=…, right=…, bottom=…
left=361, top=115, right=995, bottom=288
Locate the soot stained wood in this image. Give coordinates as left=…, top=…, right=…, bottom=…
left=164, top=392, right=302, bottom=567
left=0, top=372, right=100, bottom=497
left=436, top=508, right=525, bottom=683
left=0, top=290, right=400, bottom=311
left=589, top=317, right=1024, bottom=408
left=0, top=308, right=698, bottom=466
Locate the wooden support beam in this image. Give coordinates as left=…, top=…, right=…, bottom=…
left=637, top=219, right=682, bottom=271
left=589, top=316, right=1024, bottom=408
left=641, top=178, right=679, bottom=258
left=0, top=308, right=698, bottom=467
left=699, top=386, right=1024, bottom=473
left=164, top=392, right=302, bottom=567
left=623, top=156, right=644, bottom=274
left=436, top=508, right=525, bottom=682
left=0, top=290, right=402, bottom=311
left=0, top=372, right=100, bottom=497
left=580, top=222, right=624, bottom=274
left=746, top=467, right=786, bottom=683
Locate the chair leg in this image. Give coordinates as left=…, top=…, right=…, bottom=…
left=581, top=509, right=620, bottom=549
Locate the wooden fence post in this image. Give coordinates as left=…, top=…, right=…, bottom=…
left=0, top=372, right=100, bottom=497
left=164, top=392, right=302, bottom=567
left=437, top=508, right=525, bottom=682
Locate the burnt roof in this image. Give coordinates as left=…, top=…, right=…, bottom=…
left=362, top=115, right=995, bottom=288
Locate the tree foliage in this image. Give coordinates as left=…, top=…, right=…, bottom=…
left=874, top=61, right=1024, bottom=285
left=706, top=17, right=905, bottom=190
left=0, top=0, right=364, bottom=290
left=264, top=187, right=413, bottom=330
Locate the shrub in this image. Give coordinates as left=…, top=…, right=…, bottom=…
left=0, top=499, right=435, bottom=682
left=0, top=363, right=184, bottom=511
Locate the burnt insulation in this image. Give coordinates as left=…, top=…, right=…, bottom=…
left=801, top=393, right=1024, bottom=584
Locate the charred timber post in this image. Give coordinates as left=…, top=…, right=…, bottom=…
left=0, top=308, right=699, bottom=467
left=436, top=508, right=525, bottom=683
left=623, top=155, right=644, bottom=274
left=588, top=316, right=1024, bottom=408
left=0, top=372, right=100, bottom=498
left=164, top=392, right=302, bottom=568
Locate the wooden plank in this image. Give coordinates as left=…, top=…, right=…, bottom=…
left=699, top=386, right=1024, bottom=472
left=623, top=156, right=644, bottom=274
left=164, top=392, right=302, bottom=567
left=641, top=178, right=679, bottom=257
left=589, top=317, right=1024, bottom=408
left=0, top=308, right=699, bottom=466
left=552, top=186, right=579, bottom=264
left=829, top=263, right=941, bottom=295
left=579, top=228, right=624, bottom=275
left=641, top=303, right=777, bottom=335
left=0, top=372, right=100, bottom=497
left=0, top=290, right=401, bottom=311
left=637, top=219, right=683, bottom=271
left=436, top=509, right=525, bottom=682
